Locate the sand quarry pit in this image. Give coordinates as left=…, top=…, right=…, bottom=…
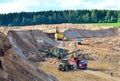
left=0, top=24, right=120, bottom=81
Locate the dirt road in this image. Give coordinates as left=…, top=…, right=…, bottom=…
left=38, top=58, right=120, bottom=81
left=84, top=70, right=120, bottom=81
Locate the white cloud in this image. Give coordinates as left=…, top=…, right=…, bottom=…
left=56, top=0, right=83, bottom=9
left=0, top=0, right=120, bottom=14
left=56, top=0, right=120, bottom=10
left=99, top=0, right=119, bottom=9
left=85, top=0, right=118, bottom=10
left=0, top=0, right=41, bottom=14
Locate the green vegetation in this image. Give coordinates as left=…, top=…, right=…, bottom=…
left=94, top=23, right=120, bottom=28
left=0, top=10, right=120, bottom=26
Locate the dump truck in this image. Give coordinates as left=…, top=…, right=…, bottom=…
left=69, top=58, right=88, bottom=69
left=77, top=39, right=82, bottom=45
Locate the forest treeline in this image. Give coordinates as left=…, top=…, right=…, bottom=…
left=0, top=10, right=120, bottom=26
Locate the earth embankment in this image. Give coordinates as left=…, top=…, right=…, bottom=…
left=8, top=30, right=58, bottom=61
left=64, top=28, right=119, bottom=39
left=0, top=31, right=58, bottom=81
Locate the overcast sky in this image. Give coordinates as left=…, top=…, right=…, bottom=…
left=0, top=0, right=120, bottom=14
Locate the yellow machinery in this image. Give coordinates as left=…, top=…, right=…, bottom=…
left=55, top=33, right=64, bottom=40
left=55, top=27, right=64, bottom=40
left=58, top=58, right=74, bottom=71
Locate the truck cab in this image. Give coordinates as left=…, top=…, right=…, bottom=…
left=77, top=39, right=82, bottom=45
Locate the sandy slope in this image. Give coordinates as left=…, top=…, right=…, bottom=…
left=0, top=32, right=58, bottom=81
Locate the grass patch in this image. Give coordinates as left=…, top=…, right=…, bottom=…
left=93, top=23, right=120, bottom=28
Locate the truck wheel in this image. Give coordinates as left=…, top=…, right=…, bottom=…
left=59, top=68, right=62, bottom=71
left=69, top=65, right=74, bottom=70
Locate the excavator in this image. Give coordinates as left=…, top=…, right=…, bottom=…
left=38, top=48, right=67, bottom=58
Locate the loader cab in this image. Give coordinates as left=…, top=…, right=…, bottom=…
left=62, top=59, right=68, bottom=64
